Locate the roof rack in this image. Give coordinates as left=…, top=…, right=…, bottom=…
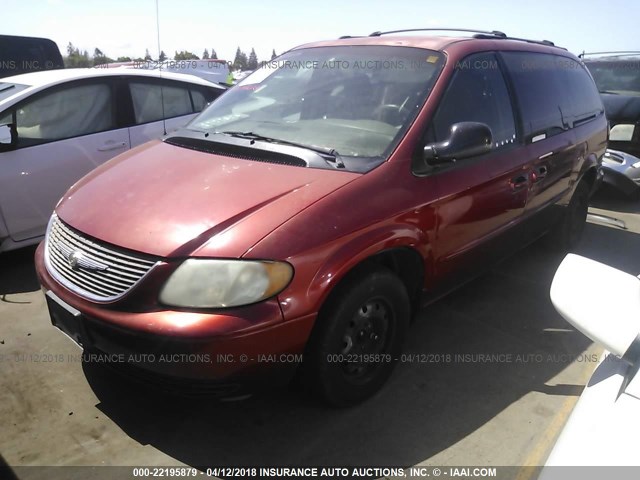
left=366, top=28, right=562, bottom=49
left=579, top=51, right=640, bottom=58
left=368, top=28, right=506, bottom=38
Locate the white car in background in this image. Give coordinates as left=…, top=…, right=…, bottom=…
left=540, top=254, right=640, bottom=476
left=0, top=68, right=225, bottom=253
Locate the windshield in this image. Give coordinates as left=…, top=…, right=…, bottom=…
left=187, top=46, right=444, bottom=172
left=585, top=58, right=640, bottom=96
left=0, top=82, right=29, bottom=104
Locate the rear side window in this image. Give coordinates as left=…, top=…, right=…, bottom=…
left=130, top=81, right=193, bottom=124
left=14, top=82, right=114, bottom=148
left=432, top=52, right=516, bottom=149
left=560, top=63, right=604, bottom=125
left=501, top=52, right=603, bottom=142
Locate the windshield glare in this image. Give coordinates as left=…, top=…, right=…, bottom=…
left=188, top=46, right=444, bottom=170
left=585, top=59, right=640, bottom=95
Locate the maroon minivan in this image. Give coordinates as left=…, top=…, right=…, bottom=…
left=35, top=29, right=607, bottom=406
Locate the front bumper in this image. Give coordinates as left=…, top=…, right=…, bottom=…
left=601, top=149, right=640, bottom=198
left=35, top=242, right=316, bottom=387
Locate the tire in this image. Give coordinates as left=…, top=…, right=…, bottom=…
left=303, top=266, right=410, bottom=407
left=546, top=180, right=590, bottom=251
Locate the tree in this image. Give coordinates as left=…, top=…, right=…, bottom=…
left=247, top=48, right=258, bottom=70
left=64, top=42, right=92, bottom=67
left=92, top=47, right=113, bottom=66
left=233, top=47, right=248, bottom=70
left=116, top=56, right=132, bottom=62
left=202, top=48, right=209, bottom=59
left=211, top=49, right=218, bottom=60
left=174, top=50, right=199, bottom=60
left=144, top=48, right=152, bottom=61
left=159, top=50, right=167, bottom=62
left=271, top=49, right=277, bottom=60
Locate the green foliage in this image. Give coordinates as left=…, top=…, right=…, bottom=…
left=248, top=48, right=258, bottom=70
left=62, top=41, right=275, bottom=68
left=233, top=47, right=248, bottom=70
left=92, top=47, right=113, bottom=66
left=64, top=42, right=92, bottom=67
left=174, top=50, right=200, bottom=60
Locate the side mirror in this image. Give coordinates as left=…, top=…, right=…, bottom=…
left=424, top=121, right=492, bottom=165
left=550, top=254, right=640, bottom=362
left=0, top=123, right=17, bottom=152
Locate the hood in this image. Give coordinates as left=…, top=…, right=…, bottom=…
left=56, top=140, right=359, bottom=258
left=601, top=94, right=640, bottom=123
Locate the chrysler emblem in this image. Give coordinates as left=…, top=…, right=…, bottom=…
left=68, top=251, right=83, bottom=270
left=54, top=241, right=109, bottom=272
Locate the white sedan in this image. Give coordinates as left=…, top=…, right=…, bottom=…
left=0, top=68, right=225, bottom=253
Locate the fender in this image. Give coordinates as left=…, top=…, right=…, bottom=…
left=277, top=222, right=435, bottom=321
left=573, top=152, right=602, bottom=202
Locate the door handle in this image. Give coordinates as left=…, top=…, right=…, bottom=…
left=98, top=141, right=127, bottom=152
left=532, top=165, right=548, bottom=182
left=510, top=174, right=528, bottom=191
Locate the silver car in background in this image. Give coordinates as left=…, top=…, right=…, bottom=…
left=0, top=68, right=225, bottom=253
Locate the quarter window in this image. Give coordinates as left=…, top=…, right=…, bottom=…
left=502, top=52, right=603, bottom=142
left=130, top=82, right=193, bottom=124
left=14, top=82, right=114, bottom=147
left=432, top=53, right=516, bottom=150
left=560, top=62, right=603, bottom=125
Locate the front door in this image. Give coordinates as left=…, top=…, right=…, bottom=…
left=0, top=79, right=129, bottom=241
left=426, top=53, right=531, bottom=285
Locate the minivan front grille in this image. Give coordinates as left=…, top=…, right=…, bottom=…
left=45, top=215, right=158, bottom=302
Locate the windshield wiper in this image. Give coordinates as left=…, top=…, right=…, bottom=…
left=598, top=90, right=620, bottom=95
left=217, top=131, right=345, bottom=169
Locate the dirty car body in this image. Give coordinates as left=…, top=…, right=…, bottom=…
left=35, top=31, right=607, bottom=405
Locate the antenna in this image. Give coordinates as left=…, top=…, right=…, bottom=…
left=156, top=0, right=167, bottom=135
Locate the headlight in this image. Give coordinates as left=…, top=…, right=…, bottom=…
left=159, top=259, right=293, bottom=308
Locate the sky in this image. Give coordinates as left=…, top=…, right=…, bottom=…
left=3, top=0, right=639, bottom=62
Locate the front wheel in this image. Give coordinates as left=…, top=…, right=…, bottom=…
left=303, top=267, right=410, bottom=407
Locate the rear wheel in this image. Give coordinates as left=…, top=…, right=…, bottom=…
left=546, top=180, right=590, bottom=251
left=303, top=266, right=410, bottom=407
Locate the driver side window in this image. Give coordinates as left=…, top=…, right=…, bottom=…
left=14, top=82, right=115, bottom=148
left=430, top=53, right=516, bottom=150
